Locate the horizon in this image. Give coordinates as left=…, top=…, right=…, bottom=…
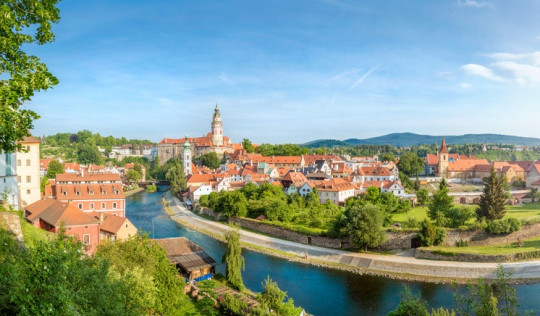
left=25, top=0, right=540, bottom=143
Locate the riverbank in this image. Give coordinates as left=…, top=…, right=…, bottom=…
left=124, top=187, right=144, bottom=196
left=166, top=196, right=540, bottom=284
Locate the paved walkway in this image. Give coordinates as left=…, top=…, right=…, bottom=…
left=168, top=197, right=540, bottom=282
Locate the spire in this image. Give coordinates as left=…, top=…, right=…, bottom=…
left=183, top=135, right=190, bottom=149
left=440, top=138, right=448, bottom=154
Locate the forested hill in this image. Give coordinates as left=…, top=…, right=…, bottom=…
left=304, top=133, right=540, bottom=148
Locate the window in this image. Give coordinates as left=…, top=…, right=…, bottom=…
left=85, top=226, right=88, bottom=229
left=26, top=159, right=31, bottom=166
left=17, top=159, right=21, bottom=166
left=101, top=202, right=105, bottom=209
left=26, top=146, right=30, bottom=151
left=62, top=191, right=67, bottom=196
left=26, top=189, right=31, bottom=194
left=76, top=191, right=80, bottom=196
left=89, top=203, right=94, bottom=210
left=83, top=234, right=90, bottom=245
left=26, top=176, right=31, bottom=183
left=113, top=202, right=117, bottom=209
left=78, top=203, right=83, bottom=210
left=5, top=154, right=11, bottom=176
left=17, top=176, right=21, bottom=182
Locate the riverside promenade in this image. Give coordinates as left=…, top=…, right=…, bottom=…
left=167, top=196, right=540, bottom=283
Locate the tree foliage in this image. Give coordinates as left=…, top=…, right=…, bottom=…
left=165, top=160, right=187, bottom=193
left=1, top=0, right=61, bottom=153
left=46, top=159, right=64, bottom=178
left=242, top=138, right=255, bottom=153
left=428, top=180, right=454, bottom=226
left=416, top=188, right=429, bottom=206
left=477, top=168, right=508, bottom=221
left=397, top=152, right=425, bottom=176
left=126, top=169, right=142, bottom=183
left=418, top=219, right=445, bottom=246
left=222, top=229, right=245, bottom=291
left=193, top=152, right=220, bottom=169
left=344, top=203, right=386, bottom=251
left=257, top=276, right=302, bottom=316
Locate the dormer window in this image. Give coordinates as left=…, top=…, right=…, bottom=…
left=62, top=191, right=67, bottom=196
left=89, top=191, right=94, bottom=195
left=76, top=191, right=80, bottom=196
left=103, top=191, right=107, bottom=195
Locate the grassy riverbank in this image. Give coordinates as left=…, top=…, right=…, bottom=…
left=429, top=237, right=540, bottom=256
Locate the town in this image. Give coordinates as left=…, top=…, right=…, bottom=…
left=3, top=1, right=540, bottom=315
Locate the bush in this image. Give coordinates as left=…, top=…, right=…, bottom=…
left=220, top=293, right=247, bottom=315
left=146, top=184, right=157, bottom=193
left=406, top=217, right=419, bottom=229
left=443, top=207, right=475, bottom=228
left=418, top=219, right=445, bottom=246
left=485, top=218, right=521, bottom=235
left=456, top=239, right=469, bottom=247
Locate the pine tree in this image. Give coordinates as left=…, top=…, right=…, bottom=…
left=222, top=229, right=245, bottom=291
left=428, top=179, right=453, bottom=225
left=477, top=168, right=507, bottom=220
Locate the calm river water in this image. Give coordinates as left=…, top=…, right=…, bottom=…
left=126, top=189, right=540, bottom=315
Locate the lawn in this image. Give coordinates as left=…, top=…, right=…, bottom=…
left=429, top=237, right=540, bottom=256
left=504, top=202, right=540, bottom=221
left=392, top=206, right=429, bottom=226
left=392, top=202, right=540, bottom=227
left=20, top=216, right=53, bottom=248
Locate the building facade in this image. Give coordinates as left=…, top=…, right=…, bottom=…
left=16, top=136, right=41, bottom=207
left=0, top=152, right=18, bottom=208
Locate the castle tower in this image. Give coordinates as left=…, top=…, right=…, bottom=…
left=211, top=104, right=223, bottom=146
left=437, top=138, right=449, bottom=178
left=182, top=136, right=192, bottom=176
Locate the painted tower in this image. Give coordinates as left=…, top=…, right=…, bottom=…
left=211, top=104, right=223, bottom=146
left=437, top=138, right=449, bottom=178
left=182, top=136, right=192, bottom=176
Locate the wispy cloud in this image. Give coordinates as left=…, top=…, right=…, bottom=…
left=456, top=0, right=490, bottom=8
left=326, top=68, right=362, bottom=86
left=461, top=64, right=504, bottom=82
left=459, top=82, right=472, bottom=89
left=347, top=66, right=378, bottom=90
left=462, top=51, right=540, bottom=84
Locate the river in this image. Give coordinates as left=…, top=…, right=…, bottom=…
left=126, top=189, right=540, bottom=315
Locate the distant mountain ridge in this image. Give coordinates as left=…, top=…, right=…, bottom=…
left=303, top=133, right=540, bottom=148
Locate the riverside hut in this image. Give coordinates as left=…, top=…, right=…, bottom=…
left=154, top=237, right=217, bottom=282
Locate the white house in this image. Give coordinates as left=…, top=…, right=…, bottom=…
left=315, top=178, right=355, bottom=205
left=382, top=181, right=406, bottom=197
left=189, top=184, right=213, bottom=201
left=0, top=152, right=19, bottom=208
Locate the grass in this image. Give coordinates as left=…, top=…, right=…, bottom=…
left=392, top=202, right=540, bottom=227
left=19, top=216, right=53, bottom=248
left=504, top=202, right=540, bottom=220
left=262, top=220, right=328, bottom=236
left=429, top=237, right=540, bottom=256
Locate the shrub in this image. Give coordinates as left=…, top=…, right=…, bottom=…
left=220, top=293, right=247, bottom=316
left=418, top=219, right=445, bottom=246
left=485, top=218, right=521, bottom=235
left=456, top=239, right=469, bottom=247
left=443, top=207, right=475, bottom=228
left=406, top=217, right=419, bottom=229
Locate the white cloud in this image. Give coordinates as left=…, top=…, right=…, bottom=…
left=461, top=64, right=504, bottom=82
left=488, top=52, right=540, bottom=66
left=347, top=66, right=378, bottom=90
left=456, top=0, right=489, bottom=8
left=459, top=82, right=472, bottom=89
left=492, top=61, right=540, bottom=84
left=326, top=68, right=362, bottom=86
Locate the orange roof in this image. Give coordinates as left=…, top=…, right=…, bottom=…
left=40, top=159, right=53, bottom=170
left=18, top=136, right=41, bottom=144
left=53, top=183, right=124, bottom=200
left=439, top=138, right=448, bottom=154
left=26, top=199, right=99, bottom=227
left=313, top=178, right=355, bottom=192
left=56, top=173, right=122, bottom=183
left=330, top=162, right=353, bottom=174
left=448, top=158, right=489, bottom=172
left=303, top=154, right=342, bottom=165
left=360, top=166, right=391, bottom=176
left=282, top=171, right=308, bottom=184
left=64, top=162, right=80, bottom=171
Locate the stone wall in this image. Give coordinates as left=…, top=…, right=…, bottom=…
left=444, top=222, right=540, bottom=247
left=228, top=217, right=347, bottom=249
left=415, top=248, right=540, bottom=262
left=382, top=231, right=419, bottom=250
left=194, top=205, right=222, bottom=221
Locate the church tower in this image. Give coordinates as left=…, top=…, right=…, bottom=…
left=437, top=138, right=449, bottom=178
left=211, top=104, right=223, bottom=146
left=182, top=136, right=192, bottom=176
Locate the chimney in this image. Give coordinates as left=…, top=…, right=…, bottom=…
left=99, top=212, right=104, bottom=223
left=81, top=168, right=84, bottom=178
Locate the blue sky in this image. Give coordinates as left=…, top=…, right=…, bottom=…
left=26, top=0, right=540, bottom=143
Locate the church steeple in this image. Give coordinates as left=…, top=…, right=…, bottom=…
left=438, top=138, right=449, bottom=178
left=439, top=138, right=449, bottom=154
left=211, top=104, right=223, bottom=146
left=182, top=135, right=192, bottom=176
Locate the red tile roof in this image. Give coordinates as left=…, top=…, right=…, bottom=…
left=26, top=199, right=100, bottom=227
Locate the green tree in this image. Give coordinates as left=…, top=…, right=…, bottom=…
left=344, top=204, right=386, bottom=251
left=477, top=168, right=508, bottom=221
left=193, top=152, right=220, bottom=169
left=381, top=152, right=396, bottom=162
left=389, top=287, right=429, bottom=316
left=242, top=138, right=255, bottom=153
left=398, top=152, right=425, bottom=177
left=416, top=188, right=429, bottom=206
left=418, top=219, right=445, bottom=246
left=165, top=162, right=186, bottom=193
left=220, top=190, right=248, bottom=219
left=428, top=180, right=453, bottom=226
left=222, top=229, right=245, bottom=291
left=40, top=177, right=49, bottom=193
left=77, top=143, right=104, bottom=165
left=258, top=276, right=302, bottom=316
left=1, top=0, right=61, bottom=153
left=46, top=159, right=64, bottom=178
left=126, top=169, right=142, bottom=183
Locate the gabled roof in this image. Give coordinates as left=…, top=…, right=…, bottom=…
left=26, top=199, right=99, bottom=227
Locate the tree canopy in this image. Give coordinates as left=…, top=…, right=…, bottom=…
left=477, top=168, right=508, bottom=220
left=1, top=0, right=61, bottom=153
left=222, top=229, right=245, bottom=291
left=46, top=159, right=64, bottom=178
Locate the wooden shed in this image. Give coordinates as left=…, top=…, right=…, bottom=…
left=154, top=237, right=217, bottom=281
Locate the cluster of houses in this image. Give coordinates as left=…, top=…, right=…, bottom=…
left=183, top=147, right=408, bottom=205
left=426, top=139, right=540, bottom=190
left=0, top=136, right=137, bottom=255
